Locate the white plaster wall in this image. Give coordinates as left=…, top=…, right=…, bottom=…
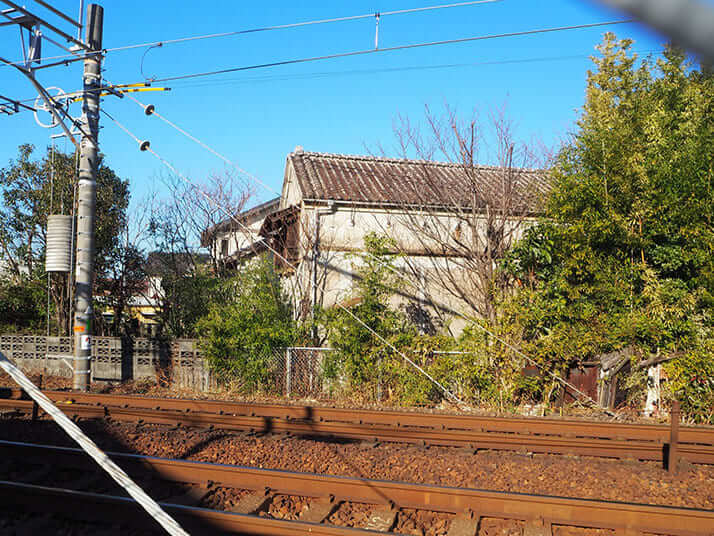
left=212, top=219, right=265, bottom=260
left=297, top=203, right=533, bottom=335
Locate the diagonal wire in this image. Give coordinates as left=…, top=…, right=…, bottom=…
left=0, top=351, right=189, bottom=535
left=113, top=87, right=276, bottom=197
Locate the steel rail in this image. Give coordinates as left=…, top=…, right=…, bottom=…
left=1, top=440, right=713, bottom=535
left=7, top=388, right=714, bottom=446
left=2, top=396, right=714, bottom=464
left=0, top=481, right=386, bottom=535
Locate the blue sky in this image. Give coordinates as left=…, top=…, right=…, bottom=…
left=0, top=1, right=687, bottom=211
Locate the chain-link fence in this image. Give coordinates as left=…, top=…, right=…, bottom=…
left=260, top=348, right=475, bottom=401
left=267, top=347, right=334, bottom=398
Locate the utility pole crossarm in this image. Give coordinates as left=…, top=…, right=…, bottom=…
left=0, top=55, right=81, bottom=148
left=0, top=0, right=90, bottom=51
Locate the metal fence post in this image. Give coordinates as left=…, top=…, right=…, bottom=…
left=286, top=347, right=291, bottom=398
left=669, top=399, right=680, bottom=474
left=377, top=354, right=382, bottom=402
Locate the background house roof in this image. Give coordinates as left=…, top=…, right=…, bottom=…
left=200, top=196, right=280, bottom=247
left=288, top=149, right=550, bottom=212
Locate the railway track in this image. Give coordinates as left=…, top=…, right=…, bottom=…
left=2, top=388, right=714, bottom=465
left=1, top=439, right=712, bottom=535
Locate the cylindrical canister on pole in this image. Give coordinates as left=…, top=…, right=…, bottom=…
left=45, top=215, right=73, bottom=272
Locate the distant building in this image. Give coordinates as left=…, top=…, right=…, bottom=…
left=99, top=276, right=163, bottom=337
left=99, top=252, right=209, bottom=337
left=201, top=197, right=280, bottom=269
left=206, top=147, right=548, bottom=334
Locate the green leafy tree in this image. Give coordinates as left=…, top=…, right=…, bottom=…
left=0, top=276, right=45, bottom=333
left=323, top=233, right=419, bottom=399
left=504, top=35, right=714, bottom=418
left=0, top=144, right=131, bottom=334
left=196, top=256, right=296, bottom=390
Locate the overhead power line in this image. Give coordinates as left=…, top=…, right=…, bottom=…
left=4, top=18, right=635, bottom=112
left=167, top=48, right=659, bottom=90
left=110, top=0, right=502, bottom=52
left=9, top=46, right=662, bottom=107
left=0, top=0, right=501, bottom=69
left=143, top=19, right=634, bottom=83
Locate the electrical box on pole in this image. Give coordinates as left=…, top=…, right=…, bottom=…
left=45, top=215, right=73, bottom=273
left=72, top=3, right=103, bottom=391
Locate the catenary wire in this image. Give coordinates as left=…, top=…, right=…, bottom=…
left=8, top=47, right=662, bottom=107
left=100, top=107, right=467, bottom=407
left=0, top=0, right=501, bottom=68
left=3, top=18, right=636, bottom=106
left=0, top=16, right=632, bottom=83
left=106, top=0, right=503, bottom=53
left=146, top=19, right=633, bottom=83
left=166, top=48, right=659, bottom=90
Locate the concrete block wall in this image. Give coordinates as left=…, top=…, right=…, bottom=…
left=0, top=335, right=215, bottom=391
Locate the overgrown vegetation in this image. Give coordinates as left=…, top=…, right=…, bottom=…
left=311, top=36, right=714, bottom=418
left=321, top=234, right=420, bottom=403
left=320, top=234, right=517, bottom=407
left=503, top=35, right=714, bottom=421
left=196, top=256, right=297, bottom=391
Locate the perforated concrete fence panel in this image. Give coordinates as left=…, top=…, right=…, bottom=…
left=1, top=335, right=213, bottom=390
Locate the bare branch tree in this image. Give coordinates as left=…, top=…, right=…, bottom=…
left=147, top=169, right=251, bottom=337
left=377, top=104, right=549, bottom=328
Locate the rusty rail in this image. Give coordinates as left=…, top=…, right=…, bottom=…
left=12, top=388, right=714, bottom=444
left=2, top=389, right=714, bottom=464
left=0, top=481, right=385, bottom=535
left=1, top=439, right=713, bottom=535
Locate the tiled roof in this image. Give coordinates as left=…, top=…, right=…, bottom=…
left=289, top=150, right=550, bottom=212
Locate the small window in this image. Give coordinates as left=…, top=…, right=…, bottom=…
left=220, top=239, right=228, bottom=257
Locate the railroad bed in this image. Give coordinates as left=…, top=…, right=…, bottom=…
left=2, top=388, right=714, bottom=465
left=0, top=439, right=712, bottom=535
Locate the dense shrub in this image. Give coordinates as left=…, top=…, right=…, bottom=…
left=197, top=257, right=296, bottom=391
left=502, top=36, right=714, bottom=420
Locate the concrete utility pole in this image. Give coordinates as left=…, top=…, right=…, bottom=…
left=72, top=4, right=103, bottom=391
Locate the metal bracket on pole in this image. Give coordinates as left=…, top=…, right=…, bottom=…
left=0, top=56, right=81, bottom=148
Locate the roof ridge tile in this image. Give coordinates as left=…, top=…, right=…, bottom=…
left=289, top=148, right=542, bottom=173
